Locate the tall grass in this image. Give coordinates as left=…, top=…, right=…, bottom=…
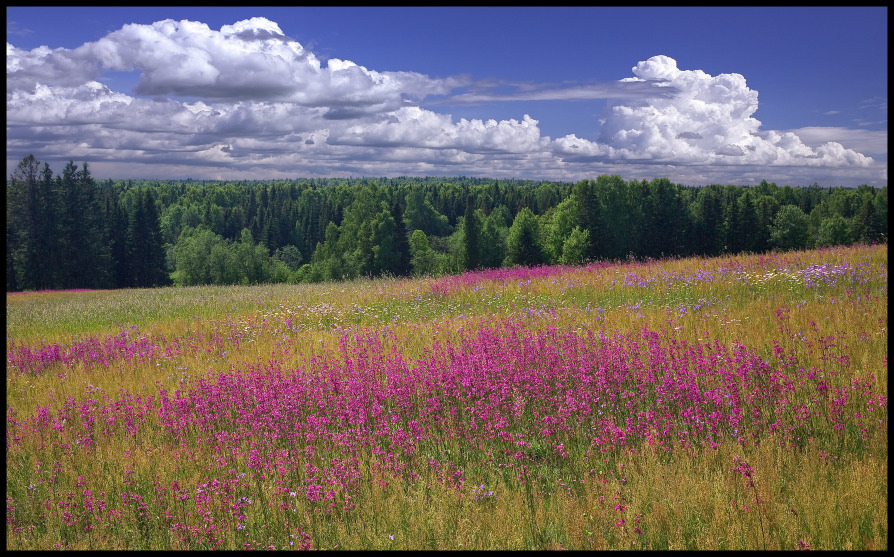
left=6, top=244, right=887, bottom=549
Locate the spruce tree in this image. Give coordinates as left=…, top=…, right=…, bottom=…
left=125, top=189, right=148, bottom=287
left=141, top=191, right=170, bottom=286
left=104, top=190, right=130, bottom=288
left=391, top=200, right=412, bottom=276
left=6, top=156, right=68, bottom=290
left=125, top=189, right=168, bottom=287
left=850, top=197, right=882, bottom=244
left=462, top=195, right=481, bottom=271
left=573, top=180, right=600, bottom=259
left=7, top=155, right=42, bottom=290
left=56, top=161, right=111, bottom=288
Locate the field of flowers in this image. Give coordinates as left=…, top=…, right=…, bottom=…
left=6, top=243, right=887, bottom=550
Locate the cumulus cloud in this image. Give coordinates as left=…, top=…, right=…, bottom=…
left=8, top=17, right=456, bottom=107
left=5, top=18, right=885, bottom=185
left=553, top=55, right=873, bottom=168
left=328, top=107, right=548, bottom=154
left=6, top=42, right=100, bottom=89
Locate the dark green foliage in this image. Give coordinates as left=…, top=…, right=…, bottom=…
left=409, top=229, right=437, bottom=276
left=462, top=195, right=481, bottom=271
left=505, top=208, right=545, bottom=267
left=544, top=194, right=584, bottom=263
left=815, top=215, right=852, bottom=247
left=274, top=245, right=303, bottom=271
left=58, top=161, right=113, bottom=288
left=752, top=194, right=780, bottom=253
left=479, top=207, right=509, bottom=269
left=103, top=189, right=130, bottom=288
left=126, top=189, right=169, bottom=288
left=642, top=178, right=687, bottom=258
left=721, top=185, right=744, bottom=254
left=5, top=154, right=887, bottom=290
left=850, top=196, right=884, bottom=244
left=560, top=226, right=590, bottom=265
left=7, top=155, right=51, bottom=291
left=171, top=227, right=270, bottom=286
left=735, top=192, right=760, bottom=254
left=769, top=205, right=810, bottom=251
left=593, top=174, right=640, bottom=260
left=170, top=227, right=222, bottom=286
left=691, top=184, right=725, bottom=256
left=390, top=200, right=412, bottom=277
left=403, top=188, right=450, bottom=236
left=7, top=157, right=113, bottom=290
left=572, top=179, right=600, bottom=259
left=873, top=187, right=888, bottom=238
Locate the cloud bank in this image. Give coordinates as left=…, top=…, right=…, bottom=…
left=6, top=17, right=886, bottom=185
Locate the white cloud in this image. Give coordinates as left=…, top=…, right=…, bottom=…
left=789, top=127, right=887, bottom=158
left=559, top=55, right=874, bottom=168
left=8, top=17, right=456, bottom=108
left=5, top=19, right=886, bottom=186
left=328, top=107, right=548, bottom=154
left=6, top=42, right=100, bottom=89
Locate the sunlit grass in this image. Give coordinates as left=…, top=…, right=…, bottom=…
left=6, top=243, right=887, bottom=549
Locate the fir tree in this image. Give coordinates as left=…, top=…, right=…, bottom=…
left=462, top=195, right=481, bottom=271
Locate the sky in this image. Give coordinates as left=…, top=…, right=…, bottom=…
left=6, top=6, right=888, bottom=187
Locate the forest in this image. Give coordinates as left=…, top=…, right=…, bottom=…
left=6, top=154, right=888, bottom=292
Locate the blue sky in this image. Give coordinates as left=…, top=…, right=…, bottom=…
left=6, top=6, right=887, bottom=186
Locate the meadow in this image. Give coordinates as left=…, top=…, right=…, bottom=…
left=6, top=243, right=888, bottom=550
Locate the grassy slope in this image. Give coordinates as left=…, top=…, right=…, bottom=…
left=6, top=244, right=888, bottom=550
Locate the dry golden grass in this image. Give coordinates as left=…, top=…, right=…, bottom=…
left=6, top=244, right=887, bottom=549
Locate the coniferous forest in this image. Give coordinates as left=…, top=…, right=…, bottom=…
left=6, top=154, right=888, bottom=292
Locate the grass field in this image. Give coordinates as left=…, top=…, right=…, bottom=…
left=6, top=243, right=887, bottom=550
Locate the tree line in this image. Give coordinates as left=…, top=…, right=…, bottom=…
left=6, top=154, right=887, bottom=291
